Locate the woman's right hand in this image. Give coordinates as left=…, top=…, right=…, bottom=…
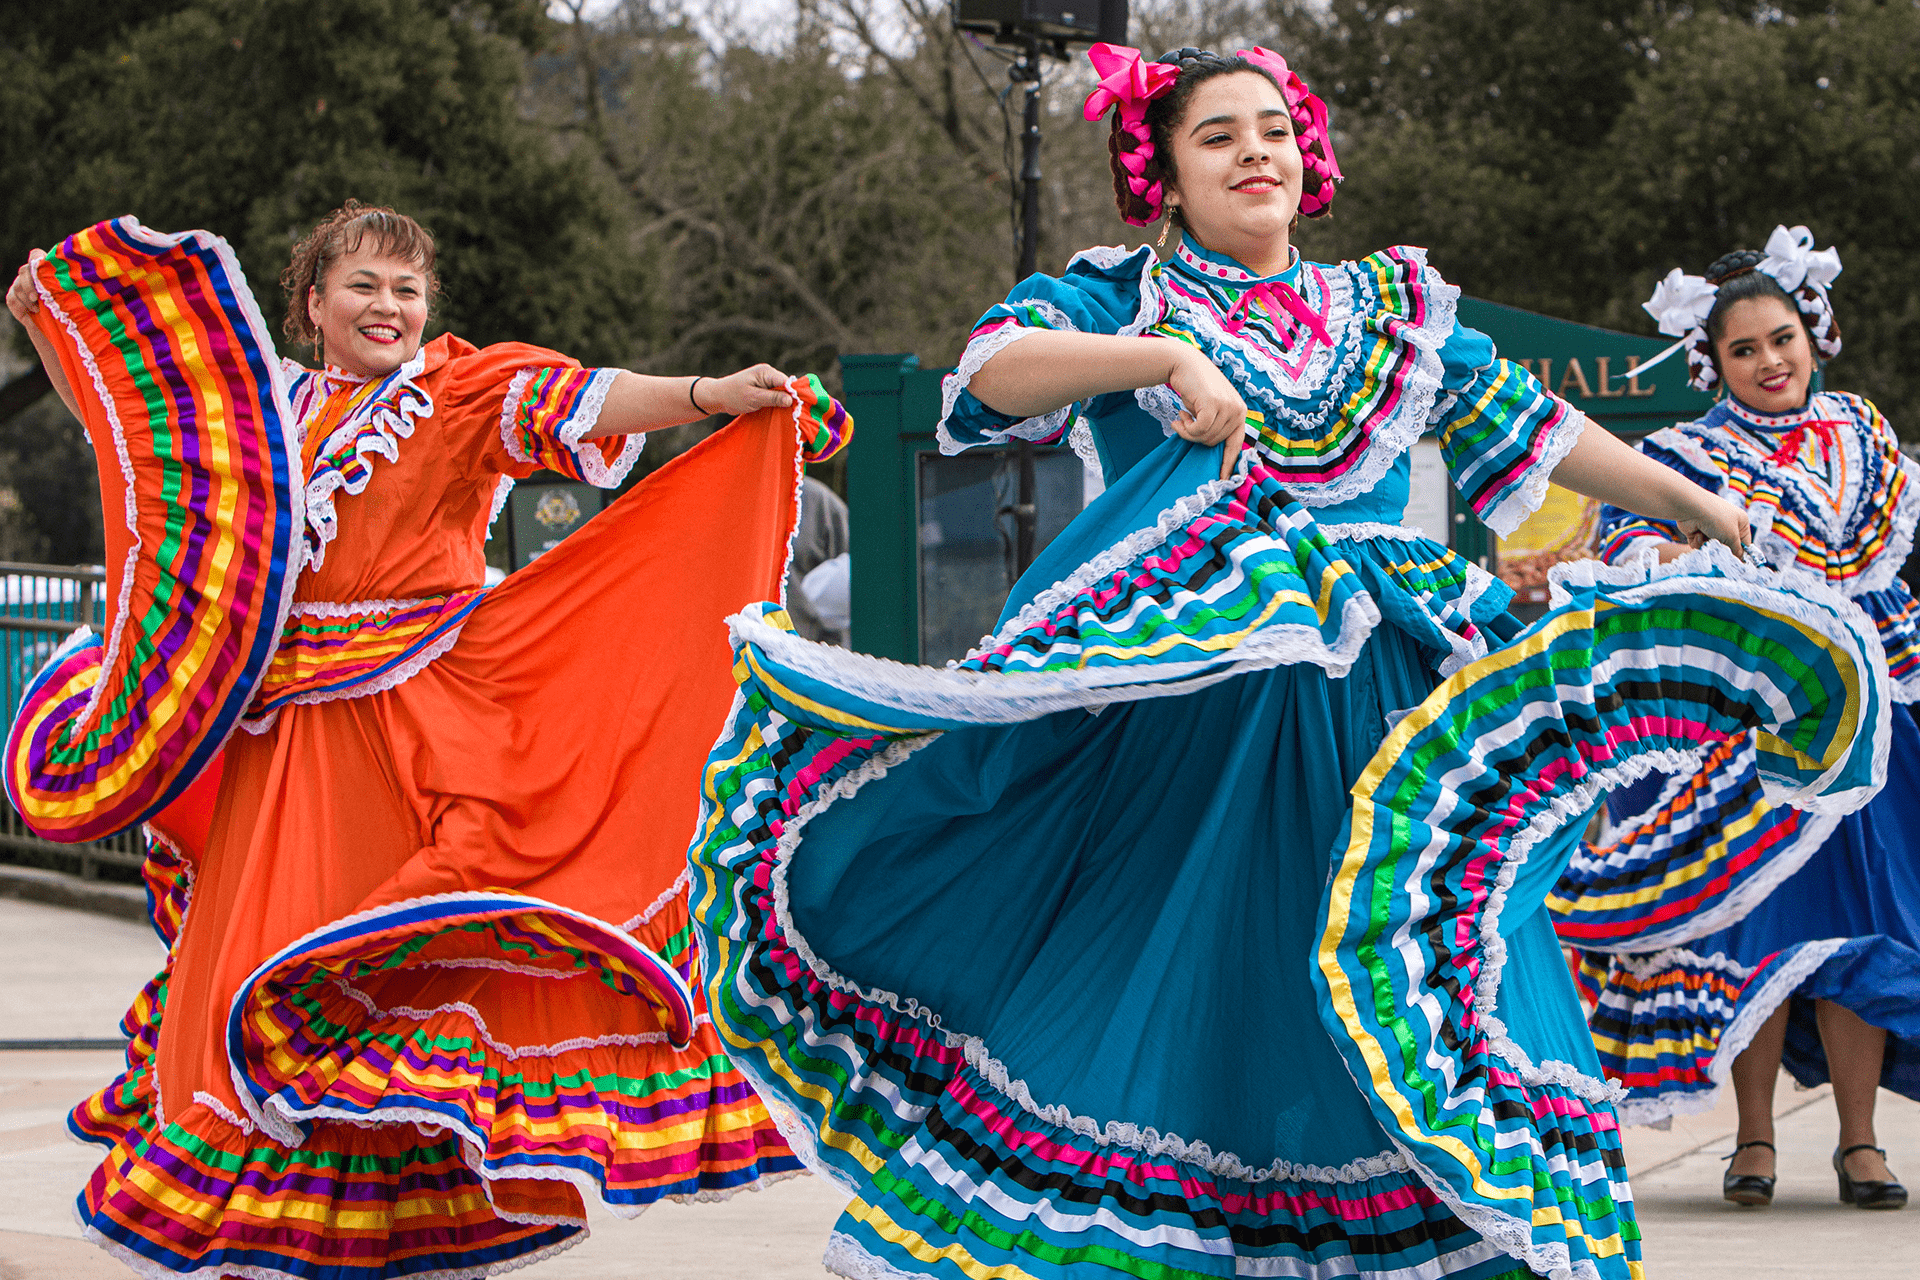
left=1162, top=342, right=1249, bottom=480
left=1673, top=490, right=1752, bottom=558
left=6, top=250, right=47, bottom=326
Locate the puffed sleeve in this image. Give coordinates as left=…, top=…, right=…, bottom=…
left=1428, top=320, right=1587, bottom=538
left=438, top=341, right=641, bottom=488
left=936, top=245, right=1161, bottom=454
left=1594, top=431, right=1722, bottom=563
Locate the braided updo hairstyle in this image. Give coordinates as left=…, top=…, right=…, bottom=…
left=1699, top=246, right=1840, bottom=381
left=1107, top=49, right=1337, bottom=230
left=281, top=200, right=439, bottom=362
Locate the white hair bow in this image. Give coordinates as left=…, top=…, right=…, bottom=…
left=1758, top=224, right=1842, bottom=294
left=1643, top=268, right=1718, bottom=337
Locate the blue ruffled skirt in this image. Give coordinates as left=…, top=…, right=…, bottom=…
left=692, top=437, right=1886, bottom=1280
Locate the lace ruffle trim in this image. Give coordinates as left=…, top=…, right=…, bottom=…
left=937, top=245, right=1160, bottom=458
left=962, top=1038, right=1411, bottom=1184
left=620, top=867, right=692, bottom=934
left=1475, top=405, right=1588, bottom=540
left=1550, top=541, right=1894, bottom=814
left=1575, top=737, right=1846, bottom=954
left=303, top=349, right=432, bottom=575
left=936, top=324, right=1069, bottom=456
left=1609, top=938, right=1851, bottom=1127
left=330, top=978, right=707, bottom=1061
left=555, top=369, right=640, bottom=487
left=1233, top=251, right=1458, bottom=510
left=239, top=623, right=468, bottom=735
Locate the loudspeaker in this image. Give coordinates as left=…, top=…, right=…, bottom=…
left=952, top=0, right=1128, bottom=46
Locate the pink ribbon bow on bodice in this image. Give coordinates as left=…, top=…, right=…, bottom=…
left=1225, top=279, right=1333, bottom=349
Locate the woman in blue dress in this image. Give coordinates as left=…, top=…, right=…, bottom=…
left=1570, top=230, right=1920, bottom=1210
left=688, top=47, right=1889, bottom=1280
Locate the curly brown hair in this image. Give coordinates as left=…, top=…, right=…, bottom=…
left=280, top=200, right=439, bottom=359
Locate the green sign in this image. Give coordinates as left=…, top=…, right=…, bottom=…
left=505, top=480, right=607, bottom=571
left=1455, top=296, right=1713, bottom=434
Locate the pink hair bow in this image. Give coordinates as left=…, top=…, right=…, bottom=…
left=1085, top=44, right=1180, bottom=226
left=1084, top=43, right=1180, bottom=127
left=1235, top=46, right=1344, bottom=216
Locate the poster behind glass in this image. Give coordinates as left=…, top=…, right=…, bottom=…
left=917, top=447, right=1086, bottom=666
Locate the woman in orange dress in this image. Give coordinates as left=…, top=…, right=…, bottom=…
left=5, top=202, right=850, bottom=1277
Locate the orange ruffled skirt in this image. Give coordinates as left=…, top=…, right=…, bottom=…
left=71, top=418, right=809, bottom=1277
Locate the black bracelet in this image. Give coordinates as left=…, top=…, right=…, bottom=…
left=688, top=376, right=708, bottom=415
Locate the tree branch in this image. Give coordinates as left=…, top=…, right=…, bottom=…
left=635, top=315, right=836, bottom=372
left=625, top=188, right=861, bottom=352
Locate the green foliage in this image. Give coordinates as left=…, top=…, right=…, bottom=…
left=4, top=0, right=640, bottom=363
left=1273, top=0, right=1920, bottom=438
left=5, top=0, right=1916, bottom=567
left=1, top=0, right=643, bottom=558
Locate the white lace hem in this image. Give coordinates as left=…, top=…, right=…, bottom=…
left=1315, top=520, right=1429, bottom=542
left=287, top=594, right=447, bottom=619
left=488, top=475, right=514, bottom=536
left=962, top=1038, right=1411, bottom=1184
left=619, top=867, right=692, bottom=933
left=1610, top=938, right=1851, bottom=1127
left=555, top=369, right=641, bottom=486
left=329, top=978, right=709, bottom=1061
left=238, top=622, right=468, bottom=735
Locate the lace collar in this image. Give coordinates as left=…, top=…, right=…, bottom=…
left=1714, top=391, right=1830, bottom=434
left=1168, top=233, right=1302, bottom=286
left=1696, top=391, right=1866, bottom=545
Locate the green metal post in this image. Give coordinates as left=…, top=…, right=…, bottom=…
left=841, top=353, right=921, bottom=662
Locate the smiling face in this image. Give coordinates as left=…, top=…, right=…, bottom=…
left=307, top=244, right=429, bottom=378
left=1712, top=294, right=1813, bottom=413
left=1161, top=71, right=1302, bottom=275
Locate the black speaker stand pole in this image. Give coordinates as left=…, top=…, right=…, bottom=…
left=1010, top=37, right=1043, bottom=576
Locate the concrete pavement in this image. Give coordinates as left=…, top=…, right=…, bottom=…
left=0, top=894, right=1915, bottom=1276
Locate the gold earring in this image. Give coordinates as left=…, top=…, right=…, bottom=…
left=1156, top=213, right=1173, bottom=249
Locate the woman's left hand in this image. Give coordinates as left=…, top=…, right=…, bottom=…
left=698, top=364, right=794, bottom=418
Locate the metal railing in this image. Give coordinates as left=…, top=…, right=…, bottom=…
left=0, top=562, right=145, bottom=880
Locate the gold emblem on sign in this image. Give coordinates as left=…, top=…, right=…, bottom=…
left=533, top=489, right=583, bottom=531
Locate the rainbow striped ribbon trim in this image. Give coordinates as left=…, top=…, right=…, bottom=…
left=1316, top=547, right=1888, bottom=1280
left=5, top=218, right=301, bottom=843
left=244, top=591, right=487, bottom=720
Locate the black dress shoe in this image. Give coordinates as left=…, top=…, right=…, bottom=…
left=1835, top=1144, right=1909, bottom=1210
left=1722, top=1140, right=1776, bottom=1206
